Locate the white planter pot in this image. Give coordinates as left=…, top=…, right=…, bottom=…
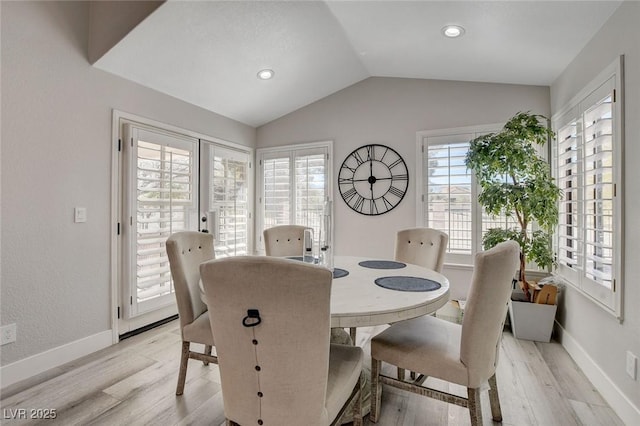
left=508, top=300, right=557, bottom=342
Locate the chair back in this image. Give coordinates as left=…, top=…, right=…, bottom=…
left=394, top=228, right=448, bottom=272
left=201, top=256, right=333, bottom=425
left=263, top=225, right=310, bottom=257
left=166, top=231, right=214, bottom=332
left=460, top=240, right=519, bottom=388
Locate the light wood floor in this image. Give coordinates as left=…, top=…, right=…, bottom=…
left=1, top=320, right=623, bottom=426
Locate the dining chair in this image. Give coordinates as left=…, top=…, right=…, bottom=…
left=166, top=231, right=218, bottom=396
left=200, top=256, right=364, bottom=426
left=263, top=224, right=353, bottom=344
left=393, top=227, right=449, bottom=380
left=263, top=225, right=310, bottom=257
left=394, top=227, right=448, bottom=272
left=370, top=240, right=520, bottom=426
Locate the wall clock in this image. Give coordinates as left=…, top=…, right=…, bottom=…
left=338, top=144, right=409, bottom=216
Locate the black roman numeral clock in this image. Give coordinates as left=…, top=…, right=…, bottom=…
left=338, top=144, right=409, bottom=215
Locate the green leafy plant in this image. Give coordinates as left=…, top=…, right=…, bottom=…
left=465, top=112, right=561, bottom=301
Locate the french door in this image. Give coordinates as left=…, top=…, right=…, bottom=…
left=118, top=120, right=251, bottom=334
left=200, top=141, right=252, bottom=258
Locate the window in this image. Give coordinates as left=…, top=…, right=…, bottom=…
left=424, top=137, right=473, bottom=257
left=552, top=57, right=623, bottom=317
left=418, top=125, right=525, bottom=265
left=256, top=142, right=332, bottom=252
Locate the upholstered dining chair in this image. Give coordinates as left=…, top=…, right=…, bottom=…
left=166, top=231, right=218, bottom=396
left=263, top=224, right=310, bottom=257
left=393, top=227, right=449, bottom=380
left=263, top=224, right=353, bottom=345
left=370, top=240, right=520, bottom=426
left=200, top=256, right=364, bottom=426
left=394, top=227, right=448, bottom=272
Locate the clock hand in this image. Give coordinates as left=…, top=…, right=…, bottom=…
left=369, top=161, right=374, bottom=200
left=351, top=176, right=394, bottom=182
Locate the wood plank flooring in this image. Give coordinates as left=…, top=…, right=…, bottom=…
left=1, top=320, right=623, bottom=425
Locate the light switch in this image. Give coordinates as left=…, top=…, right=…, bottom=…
left=74, top=207, right=87, bottom=223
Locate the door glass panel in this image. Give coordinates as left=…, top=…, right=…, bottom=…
left=204, top=144, right=250, bottom=258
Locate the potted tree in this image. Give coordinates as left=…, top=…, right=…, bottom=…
left=465, top=111, right=562, bottom=342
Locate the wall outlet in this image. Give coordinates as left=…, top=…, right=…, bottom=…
left=626, top=351, right=638, bottom=380
left=1, top=323, right=17, bottom=345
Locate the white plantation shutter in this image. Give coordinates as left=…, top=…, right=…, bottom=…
left=583, top=91, right=614, bottom=291
left=126, top=125, right=198, bottom=316
left=556, top=114, right=582, bottom=281
left=552, top=57, right=622, bottom=316
left=295, top=150, right=326, bottom=232
left=257, top=143, right=331, bottom=252
left=262, top=154, right=291, bottom=229
left=425, top=136, right=473, bottom=259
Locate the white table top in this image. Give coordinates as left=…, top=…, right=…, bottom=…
left=329, top=256, right=450, bottom=328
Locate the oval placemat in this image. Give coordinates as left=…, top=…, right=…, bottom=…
left=374, top=276, right=441, bottom=292
left=333, top=268, right=349, bottom=279
left=358, top=260, right=406, bottom=269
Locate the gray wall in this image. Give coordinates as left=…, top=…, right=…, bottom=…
left=550, top=0, right=640, bottom=410
left=0, top=1, right=255, bottom=365
left=257, top=77, right=549, bottom=270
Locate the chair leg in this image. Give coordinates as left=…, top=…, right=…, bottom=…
left=203, top=345, right=212, bottom=366
left=349, top=327, right=357, bottom=344
left=176, top=341, right=190, bottom=395
left=488, top=373, right=503, bottom=421
left=397, top=367, right=405, bottom=381
left=352, top=373, right=364, bottom=426
left=467, top=387, right=482, bottom=426
left=370, top=358, right=382, bottom=423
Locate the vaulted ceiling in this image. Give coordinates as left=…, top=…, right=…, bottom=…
left=93, top=1, right=622, bottom=127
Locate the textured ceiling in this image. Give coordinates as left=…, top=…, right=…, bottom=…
left=93, top=1, right=622, bottom=127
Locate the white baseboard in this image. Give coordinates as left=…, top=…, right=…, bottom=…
left=556, top=323, right=640, bottom=426
left=0, top=330, right=113, bottom=390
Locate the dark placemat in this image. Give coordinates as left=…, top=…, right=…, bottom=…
left=333, top=268, right=349, bottom=279
left=358, top=260, right=406, bottom=269
left=374, top=276, right=441, bottom=292
left=286, top=256, right=317, bottom=263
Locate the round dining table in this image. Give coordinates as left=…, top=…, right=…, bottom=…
left=200, top=255, right=451, bottom=330
left=328, top=255, right=450, bottom=329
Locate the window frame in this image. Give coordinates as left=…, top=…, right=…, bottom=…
left=551, top=56, right=624, bottom=319
left=255, top=140, right=333, bottom=253
left=416, top=123, right=502, bottom=265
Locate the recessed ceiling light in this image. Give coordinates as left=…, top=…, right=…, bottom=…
left=441, top=25, right=465, bottom=38
left=257, top=69, right=274, bottom=80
